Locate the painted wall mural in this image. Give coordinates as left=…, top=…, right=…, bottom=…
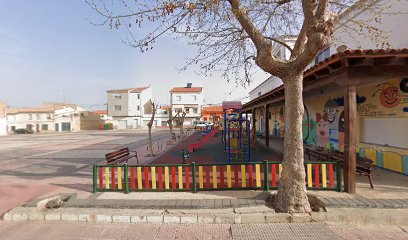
left=373, top=82, right=401, bottom=108
left=359, top=78, right=408, bottom=117
left=338, top=111, right=345, bottom=151
left=270, top=77, right=407, bottom=152
left=266, top=78, right=407, bottom=174
left=316, top=112, right=330, bottom=148
left=301, top=78, right=407, bottom=151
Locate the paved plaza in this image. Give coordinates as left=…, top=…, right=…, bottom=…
left=2, top=129, right=408, bottom=240
left=0, top=129, right=170, bottom=216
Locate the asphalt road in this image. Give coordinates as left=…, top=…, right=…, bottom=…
left=0, top=129, right=170, bottom=216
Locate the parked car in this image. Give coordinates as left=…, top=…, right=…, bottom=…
left=14, top=128, right=34, bottom=134
left=193, top=121, right=214, bottom=128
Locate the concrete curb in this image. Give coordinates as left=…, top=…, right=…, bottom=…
left=3, top=206, right=408, bottom=225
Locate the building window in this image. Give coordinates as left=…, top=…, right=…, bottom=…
left=315, top=48, right=330, bottom=65
left=176, top=96, right=181, bottom=101
left=113, top=94, right=121, bottom=99
left=137, top=94, right=140, bottom=99
left=28, top=114, right=32, bottom=120
left=114, top=105, right=122, bottom=111
left=193, top=108, right=197, bottom=114
left=175, top=108, right=182, bottom=113
left=36, top=114, right=40, bottom=120
left=185, top=107, right=190, bottom=114
left=47, top=114, right=52, bottom=119
left=41, top=124, right=48, bottom=130
left=137, top=106, right=140, bottom=111
left=257, top=91, right=262, bottom=97
left=193, top=95, right=197, bottom=101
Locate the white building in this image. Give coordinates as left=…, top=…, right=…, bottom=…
left=315, top=0, right=408, bottom=65
left=170, top=83, right=204, bottom=126
left=7, top=107, right=54, bottom=132
left=93, top=110, right=111, bottom=121
left=249, top=77, right=283, bottom=101
left=248, top=36, right=296, bottom=101
left=6, top=103, right=103, bottom=133
left=0, top=103, right=6, bottom=136
left=107, top=87, right=152, bottom=129
left=142, top=104, right=170, bottom=128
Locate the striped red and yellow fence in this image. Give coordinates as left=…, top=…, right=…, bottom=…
left=93, top=161, right=341, bottom=193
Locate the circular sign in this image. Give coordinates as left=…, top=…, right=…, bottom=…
left=400, top=77, right=408, bottom=93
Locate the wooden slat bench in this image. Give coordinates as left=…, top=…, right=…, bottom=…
left=330, top=150, right=374, bottom=189
left=305, top=146, right=331, bottom=161
left=305, top=145, right=374, bottom=188
left=105, top=147, right=139, bottom=165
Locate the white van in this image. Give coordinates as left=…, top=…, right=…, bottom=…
left=193, top=121, right=213, bottom=128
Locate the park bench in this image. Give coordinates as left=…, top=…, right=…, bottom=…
left=305, top=145, right=374, bottom=188
left=105, top=147, right=139, bottom=165
left=305, top=146, right=331, bottom=162
left=330, top=150, right=374, bottom=189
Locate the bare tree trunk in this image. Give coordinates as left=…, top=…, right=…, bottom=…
left=274, top=73, right=311, bottom=213
left=167, top=110, right=173, bottom=138
left=167, top=110, right=179, bottom=143
left=179, top=112, right=186, bottom=136
left=147, top=102, right=156, bottom=157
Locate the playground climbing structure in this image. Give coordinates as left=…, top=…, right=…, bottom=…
left=222, top=101, right=251, bottom=163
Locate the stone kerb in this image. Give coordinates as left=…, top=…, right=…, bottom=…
left=4, top=206, right=407, bottom=225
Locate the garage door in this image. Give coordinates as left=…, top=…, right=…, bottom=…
left=118, top=120, right=127, bottom=129
left=61, top=122, right=71, bottom=132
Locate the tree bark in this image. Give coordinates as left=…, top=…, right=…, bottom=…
left=274, top=73, right=311, bottom=213
left=167, top=110, right=180, bottom=143
left=147, top=102, right=156, bottom=157
left=167, top=110, right=174, bottom=139
left=179, top=112, right=186, bottom=136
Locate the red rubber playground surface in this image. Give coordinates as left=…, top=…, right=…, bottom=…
left=151, top=131, right=283, bottom=165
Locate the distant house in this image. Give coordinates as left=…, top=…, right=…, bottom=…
left=142, top=104, right=170, bottom=128
left=6, top=103, right=103, bottom=133
left=94, top=110, right=111, bottom=121
left=202, top=105, right=223, bottom=124
left=106, top=87, right=152, bottom=129
left=170, top=83, right=203, bottom=126
left=0, top=103, right=6, bottom=136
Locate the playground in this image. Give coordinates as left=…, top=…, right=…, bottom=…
left=152, top=101, right=281, bottom=165
left=150, top=129, right=283, bottom=165
left=92, top=101, right=407, bottom=196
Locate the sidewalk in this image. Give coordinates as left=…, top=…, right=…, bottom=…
left=4, top=190, right=408, bottom=225
left=1, top=221, right=407, bottom=240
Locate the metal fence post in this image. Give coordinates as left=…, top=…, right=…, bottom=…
left=192, top=162, right=197, bottom=193
left=264, top=160, right=269, bottom=191
left=92, top=164, right=97, bottom=193
left=336, top=161, right=342, bottom=192
left=124, top=165, right=129, bottom=194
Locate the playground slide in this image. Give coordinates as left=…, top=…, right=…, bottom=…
left=189, top=126, right=219, bottom=152
left=201, top=127, right=213, bottom=136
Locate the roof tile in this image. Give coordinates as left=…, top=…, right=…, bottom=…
left=170, top=87, right=202, bottom=93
